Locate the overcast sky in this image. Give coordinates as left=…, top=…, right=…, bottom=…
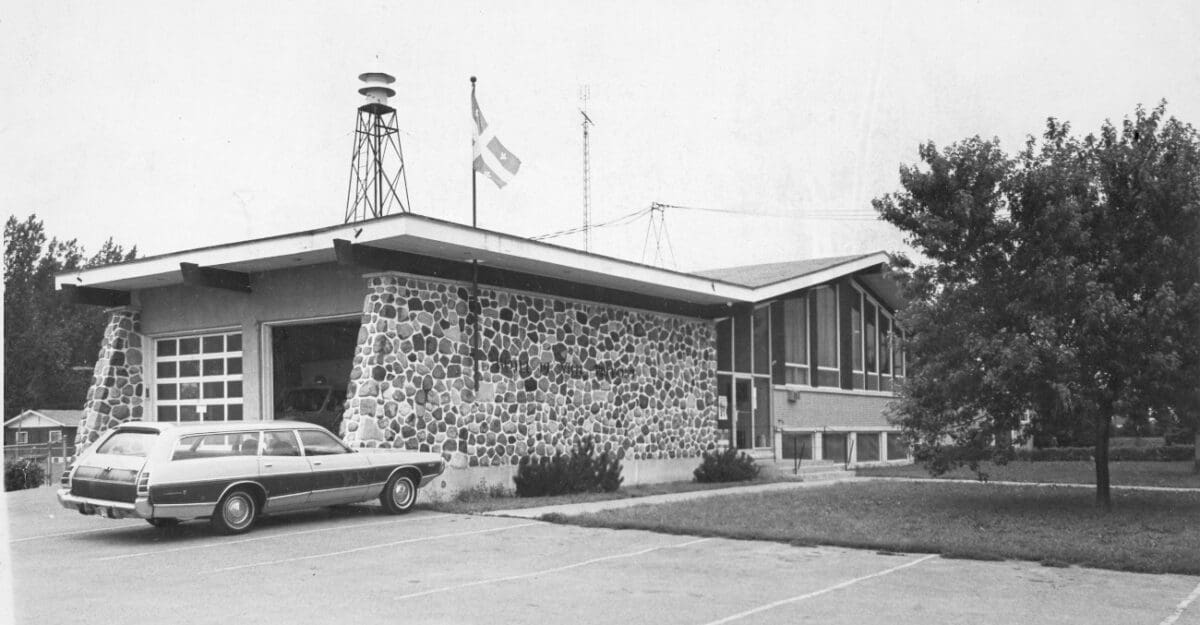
left=3, top=1, right=1198, bottom=271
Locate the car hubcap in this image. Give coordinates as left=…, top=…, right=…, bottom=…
left=225, top=496, right=250, bottom=526
left=393, top=479, right=412, bottom=505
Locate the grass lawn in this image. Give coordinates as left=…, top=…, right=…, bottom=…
left=553, top=481, right=1200, bottom=575
left=425, top=478, right=779, bottom=515
left=857, top=461, right=1200, bottom=488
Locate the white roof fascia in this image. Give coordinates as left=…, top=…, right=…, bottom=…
left=747, top=253, right=892, bottom=301
left=54, top=222, right=360, bottom=291
left=54, top=215, right=755, bottom=303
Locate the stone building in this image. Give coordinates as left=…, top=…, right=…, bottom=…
left=57, top=212, right=909, bottom=497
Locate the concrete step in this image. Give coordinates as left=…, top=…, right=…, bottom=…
left=762, top=461, right=854, bottom=482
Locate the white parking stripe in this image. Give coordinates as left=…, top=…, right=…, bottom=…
left=93, top=513, right=453, bottom=561
left=10, top=524, right=141, bottom=543
left=395, top=537, right=712, bottom=600
left=206, top=521, right=540, bottom=573
left=1159, top=579, right=1200, bottom=625
left=698, top=553, right=939, bottom=625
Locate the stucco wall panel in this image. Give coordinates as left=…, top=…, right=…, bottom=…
left=773, top=388, right=894, bottom=429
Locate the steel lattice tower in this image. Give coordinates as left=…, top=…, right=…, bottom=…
left=344, top=72, right=411, bottom=223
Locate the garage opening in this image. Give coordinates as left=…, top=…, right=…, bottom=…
left=269, top=318, right=359, bottom=434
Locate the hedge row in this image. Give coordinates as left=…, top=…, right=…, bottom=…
left=1016, top=445, right=1195, bottom=462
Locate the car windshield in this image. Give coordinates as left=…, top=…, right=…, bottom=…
left=282, top=389, right=329, bottom=412
left=94, top=431, right=157, bottom=457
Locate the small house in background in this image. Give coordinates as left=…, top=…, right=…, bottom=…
left=4, top=410, right=83, bottom=447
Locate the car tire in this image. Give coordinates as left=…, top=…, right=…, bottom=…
left=380, top=472, right=417, bottom=514
left=146, top=518, right=180, bottom=529
left=211, top=488, right=258, bottom=534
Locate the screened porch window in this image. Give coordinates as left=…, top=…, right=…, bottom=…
left=782, top=297, right=808, bottom=384
left=814, top=286, right=839, bottom=387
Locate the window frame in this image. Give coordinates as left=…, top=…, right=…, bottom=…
left=15, top=431, right=28, bottom=445
left=813, top=285, right=840, bottom=385
left=782, top=295, right=809, bottom=385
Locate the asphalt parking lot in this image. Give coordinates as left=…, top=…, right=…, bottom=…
left=5, top=486, right=1199, bottom=625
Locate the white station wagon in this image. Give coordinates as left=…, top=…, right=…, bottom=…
left=57, top=421, right=445, bottom=534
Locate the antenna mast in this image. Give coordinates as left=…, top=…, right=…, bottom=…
left=344, top=72, right=411, bottom=223
left=579, top=85, right=594, bottom=252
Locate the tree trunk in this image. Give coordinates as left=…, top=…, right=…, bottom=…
left=1194, top=429, right=1199, bottom=475
left=1094, top=413, right=1112, bottom=510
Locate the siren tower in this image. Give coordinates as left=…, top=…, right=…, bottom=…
left=344, top=72, right=411, bottom=223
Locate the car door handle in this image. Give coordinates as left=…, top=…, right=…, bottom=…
left=264, top=463, right=273, bottom=468
left=312, top=461, right=323, bottom=466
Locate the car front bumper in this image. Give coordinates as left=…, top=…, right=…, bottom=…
left=57, top=489, right=153, bottom=520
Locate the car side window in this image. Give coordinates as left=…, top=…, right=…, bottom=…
left=298, top=429, right=350, bottom=456
left=172, top=433, right=256, bottom=461
left=262, top=431, right=301, bottom=457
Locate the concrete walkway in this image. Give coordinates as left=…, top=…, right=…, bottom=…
left=484, top=477, right=859, bottom=519
left=484, top=475, right=1200, bottom=519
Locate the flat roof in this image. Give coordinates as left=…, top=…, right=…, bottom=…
left=55, top=212, right=895, bottom=307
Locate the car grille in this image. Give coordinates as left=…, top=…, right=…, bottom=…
left=71, top=467, right=140, bottom=503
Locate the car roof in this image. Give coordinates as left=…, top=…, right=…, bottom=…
left=113, top=420, right=327, bottom=435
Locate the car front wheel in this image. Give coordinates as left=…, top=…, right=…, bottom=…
left=380, top=473, right=417, bottom=514
left=212, top=488, right=258, bottom=534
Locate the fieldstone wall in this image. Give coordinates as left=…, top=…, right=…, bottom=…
left=342, top=273, right=718, bottom=467
left=76, top=307, right=147, bottom=449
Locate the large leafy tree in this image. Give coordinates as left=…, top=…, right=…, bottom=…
left=874, top=104, right=1200, bottom=507
left=3, top=215, right=137, bottom=417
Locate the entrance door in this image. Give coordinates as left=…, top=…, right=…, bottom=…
left=734, top=378, right=753, bottom=449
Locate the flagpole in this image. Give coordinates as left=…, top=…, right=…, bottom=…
left=469, top=76, right=481, bottom=390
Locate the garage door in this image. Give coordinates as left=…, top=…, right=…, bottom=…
left=154, top=331, right=244, bottom=422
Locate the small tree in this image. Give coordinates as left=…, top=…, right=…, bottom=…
left=874, top=104, right=1200, bottom=507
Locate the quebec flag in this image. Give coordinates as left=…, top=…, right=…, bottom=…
left=471, top=89, right=522, bottom=188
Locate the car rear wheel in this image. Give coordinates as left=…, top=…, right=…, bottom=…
left=380, top=473, right=417, bottom=514
left=212, top=488, right=257, bottom=534
left=146, top=518, right=180, bottom=529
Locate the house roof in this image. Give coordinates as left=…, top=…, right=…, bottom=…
left=4, top=409, right=84, bottom=429
left=55, top=211, right=897, bottom=309
left=694, top=254, right=880, bottom=288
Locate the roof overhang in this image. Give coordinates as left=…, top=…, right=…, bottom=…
left=56, top=213, right=755, bottom=306
left=55, top=212, right=901, bottom=311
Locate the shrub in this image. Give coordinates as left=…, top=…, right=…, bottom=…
left=5, top=458, right=46, bottom=491
left=513, top=437, right=623, bottom=497
left=1014, top=445, right=1195, bottom=462
left=693, top=448, right=760, bottom=483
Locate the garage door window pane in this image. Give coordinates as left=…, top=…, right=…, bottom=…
left=157, top=340, right=177, bottom=357
left=205, top=406, right=225, bottom=421
left=157, top=362, right=177, bottom=379
left=179, top=338, right=200, bottom=355
left=179, top=383, right=200, bottom=400
left=157, top=384, right=177, bottom=400
left=179, top=361, right=200, bottom=377
left=227, top=358, right=243, bottom=375
left=203, top=358, right=224, bottom=376
left=228, top=405, right=244, bottom=420
left=203, top=336, right=224, bottom=353
left=180, top=406, right=200, bottom=421
left=227, top=381, right=242, bottom=398
left=157, top=406, right=177, bottom=421
left=203, top=381, right=225, bottom=398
